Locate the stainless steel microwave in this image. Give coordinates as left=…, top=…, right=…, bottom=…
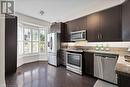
left=70, top=30, right=86, bottom=41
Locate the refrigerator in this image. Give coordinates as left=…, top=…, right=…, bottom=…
left=47, top=33, right=60, bottom=66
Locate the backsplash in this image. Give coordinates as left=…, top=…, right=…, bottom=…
left=61, top=41, right=130, bottom=52
left=87, top=42, right=130, bottom=48
left=62, top=41, right=130, bottom=48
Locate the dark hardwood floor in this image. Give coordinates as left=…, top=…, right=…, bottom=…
left=6, top=61, right=97, bottom=87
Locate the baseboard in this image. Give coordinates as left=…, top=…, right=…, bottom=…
left=17, top=59, right=48, bottom=68
left=38, top=59, right=48, bottom=61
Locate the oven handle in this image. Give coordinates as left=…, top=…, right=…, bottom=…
left=66, top=52, right=82, bottom=55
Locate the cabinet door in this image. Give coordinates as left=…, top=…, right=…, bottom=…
left=60, top=23, right=68, bottom=42
left=50, top=23, right=62, bottom=33
left=60, top=50, right=66, bottom=66
left=100, top=5, right=122, bottom=41
left=74, top=17, right=87, bottom=30
left=50, top=23, right=67, bottom=42
left=5, top=14, right=17, bottom=75
left=122, top=0, right=130, bottom=41
left=118, top=74, right=130, bottom=87
left=83, top=52, right=94, bottom=75
left=87, top=13, right=100, bottom=42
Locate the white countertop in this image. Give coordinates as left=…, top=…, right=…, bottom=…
left=115, top=55, right=130, bottom=74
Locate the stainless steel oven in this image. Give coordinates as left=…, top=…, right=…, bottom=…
left=66, top=51, right=82, bottom=75
left=70, top=30, right=86, bottom=41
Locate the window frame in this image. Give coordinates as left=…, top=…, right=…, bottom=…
left=31, top=28, right=39, bottom=54
left=17, top=23, right=47, bottom=56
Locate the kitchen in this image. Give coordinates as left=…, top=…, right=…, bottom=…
left=1, top=0, right=130, bottom=87
left=47, top=0, right=130, bottom=86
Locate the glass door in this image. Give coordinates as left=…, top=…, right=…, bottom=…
left=67, top=53, right=81, bottom=67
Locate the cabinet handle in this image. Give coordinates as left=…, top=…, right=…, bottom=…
left=97, top=34, right=100, bottom=39
left=100, top=34, right=101, bottom=39
left=100, top=34, right=103, bottom=39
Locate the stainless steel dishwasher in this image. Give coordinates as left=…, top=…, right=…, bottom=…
left=94, top=53, right=118, bottom=84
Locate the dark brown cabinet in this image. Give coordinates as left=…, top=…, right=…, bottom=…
left=59, top=50, right=66, bottom=66
left=117, top=73, right=130, bottom=87
left=66, top=16, right=87, bottom=32
left=87, top=5, right=122, bottom=42
left=5, top=14, right=17, bottom=75
left=49, top=22, right=67, bottom=42
left=50, top=22, right=62, bottom=33
left=83, top=52, right=94, bottom=75
left=87, top=13, right=101, bottom=42
left=122, top=0, right=130, bottom=41
left=100, top=5, right=122, bottom=41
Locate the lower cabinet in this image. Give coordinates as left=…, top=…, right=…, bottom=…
left=117, top=74, right=130, bottom=87
left=83, top=52, right=94, bottom=76
left=60, top=50, right=66, bottom=66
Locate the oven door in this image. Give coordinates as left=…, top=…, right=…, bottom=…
left=67, top=52, right=82, bottom=70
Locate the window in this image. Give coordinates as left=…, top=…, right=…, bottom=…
left=32, top=29, right=39, bottom=53
left=24, top=28, right=31, bottom=54
left=17, top=23, right=46, bottom=56
left=39, top=30, right=46, bottom=53
left=17, top=24, right=23, bottom=55
left=32, top=29, right=39, bottom=41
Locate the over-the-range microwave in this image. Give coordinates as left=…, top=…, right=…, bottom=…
left=70, top=30, right=86, bottom=41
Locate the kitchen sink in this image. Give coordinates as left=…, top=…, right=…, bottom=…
left=124, top=55, right=130, bottom=62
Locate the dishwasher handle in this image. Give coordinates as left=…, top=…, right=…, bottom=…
left=95, top=53, right=117, bottom=59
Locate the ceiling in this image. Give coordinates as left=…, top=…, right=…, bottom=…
left=15, top=0, right=125, bottom=23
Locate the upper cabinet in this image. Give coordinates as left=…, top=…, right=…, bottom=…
left=122, top=0, right=130, bottom=41
left=87, top=5, right=122, bottom=42
left=50, top=22, right=62, bottom=33
left=100, top=5, right=122, bottom=42
left=49, top=22, right=68, bottom=42
left=87, top=13, right=101, bottom=42
left=66, top=17, right=87, bottom=32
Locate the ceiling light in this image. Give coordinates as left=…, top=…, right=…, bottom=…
left=40, top=10, right=44, bottom=15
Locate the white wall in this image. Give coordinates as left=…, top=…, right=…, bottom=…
left=15, top=12, right=50, bottom=27
left=0, top=10, right=6, bottom=87
left=17, top=54, right=48, bottom=67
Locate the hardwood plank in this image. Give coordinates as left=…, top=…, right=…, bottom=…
left=6, top=61, right=97, bottom=87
